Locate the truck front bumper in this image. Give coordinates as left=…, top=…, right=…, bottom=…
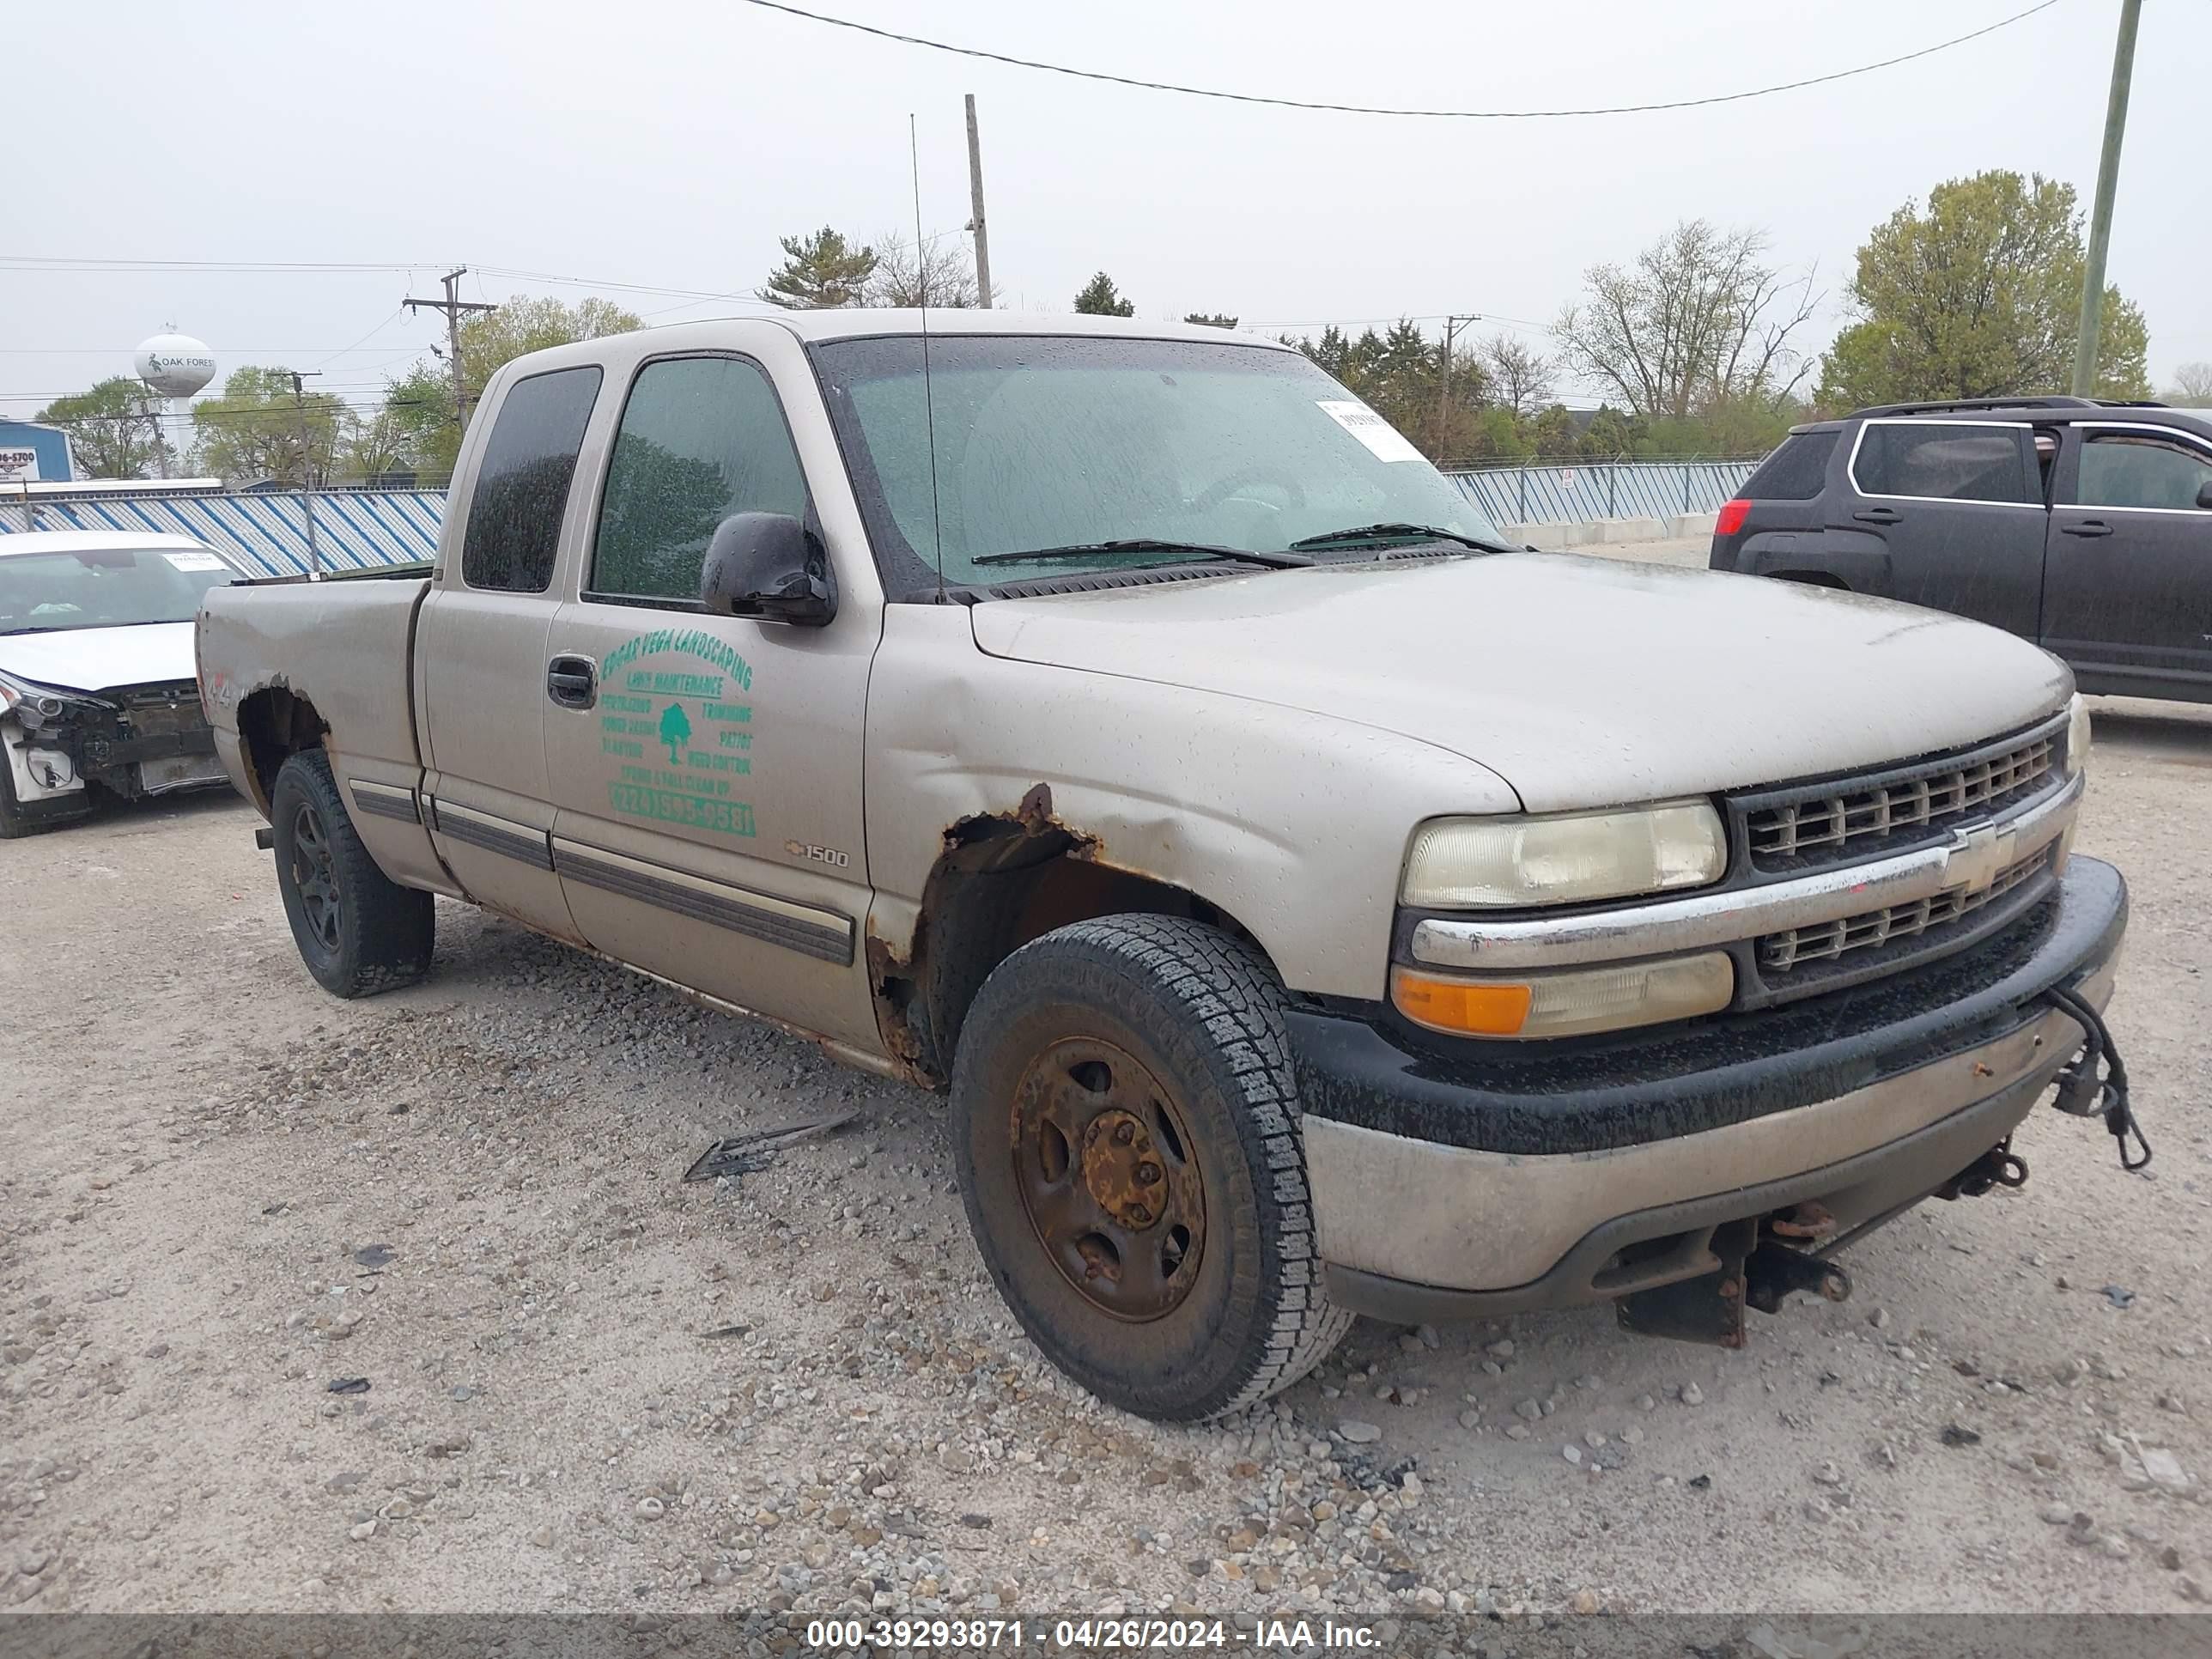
left=1288, top=856, right=2128, bottom=1323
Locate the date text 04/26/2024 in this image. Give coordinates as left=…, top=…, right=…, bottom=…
left=799, top=1619, right=1382, bottom=1650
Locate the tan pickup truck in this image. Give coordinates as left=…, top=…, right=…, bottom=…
left=198, top=313, right=2140, bottom=1421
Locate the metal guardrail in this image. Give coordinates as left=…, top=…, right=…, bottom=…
left=1447, top=459, right=1759, bottom=526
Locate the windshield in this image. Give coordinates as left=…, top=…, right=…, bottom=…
left=0, top=544, right=236, bottom=635
left=811, top=333, right=1503, bottom=593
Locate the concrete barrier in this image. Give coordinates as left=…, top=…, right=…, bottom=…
left=1501, top=511, right=1717, bottom=550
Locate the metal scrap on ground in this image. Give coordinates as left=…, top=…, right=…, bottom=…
left=682, top=1108, right=861, bottom=1183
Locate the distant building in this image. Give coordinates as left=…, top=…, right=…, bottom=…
left=0, top=420, right=75, bottom=484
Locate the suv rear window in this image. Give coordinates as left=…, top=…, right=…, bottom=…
left=1739, top=430, right=1836, bottom=500
left=1852, top=422, right=2033, bottom=504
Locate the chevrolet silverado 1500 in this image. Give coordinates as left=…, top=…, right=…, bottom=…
left=198, top=313, right=2140, bottom=1421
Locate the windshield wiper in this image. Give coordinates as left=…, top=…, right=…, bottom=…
left=1290, top=521, right=1512, bottom=555
left=970, top=539, right=1313, bottom=570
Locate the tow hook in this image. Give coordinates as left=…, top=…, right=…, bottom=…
left=1936, top=1143, right=2030, bottom=1200
left=1616, top=1220, right=1850, bottom=1350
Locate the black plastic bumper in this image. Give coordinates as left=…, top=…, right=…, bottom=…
left=1286, top=856, right=2127, bottom=1158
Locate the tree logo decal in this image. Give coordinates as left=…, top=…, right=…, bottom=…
left=659, top=701, right=693, bottom=763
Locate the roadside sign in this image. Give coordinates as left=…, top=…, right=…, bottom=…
left=0, top=447, right=40, bottom=483
left=1556, top=468, right=1577, bottom=488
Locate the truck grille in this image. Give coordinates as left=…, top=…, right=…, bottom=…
left=1739, top=723, right=2057, bottom=872
left=1757, top=846, right=2049, bottom=973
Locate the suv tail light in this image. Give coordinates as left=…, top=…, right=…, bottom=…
left=1714, top=499, right=1751, bottom=538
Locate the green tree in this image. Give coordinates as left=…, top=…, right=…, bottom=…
left=659, top=702, right=693, bottom=763
left=1818, top=171, right=2151, bottom=409
left=1073, top=272, right=1135, bottom=317
left=33, top=377, right=168, bottom=478
left=377, top=297, right=641, bottom=482
left=191, top=368, right=352, bottom=486
left=1576, top=405, right=1638, bottom=459
left=758, top=228, right=878, bottom=310
left=1481, top=334, right=1556, bottom=417
left=1554, top=221, right=1819, bottom=421
left=1293, top=319, right=1493, bottom=461
left=1182, top=313, right=1238, bottom=329
left=1531, top=404, right=1578, bottom=459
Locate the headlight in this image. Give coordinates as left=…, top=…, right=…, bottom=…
left=1401, top=800, right=1726, bottom=909
left=2064, top=694, right=2091, bottom=780
left=1392, top=953, right=1735, bottom=1039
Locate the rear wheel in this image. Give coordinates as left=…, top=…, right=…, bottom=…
left=950, top=914, right=1351, bottom=1421
left=270, top=750, right=434, bottom=998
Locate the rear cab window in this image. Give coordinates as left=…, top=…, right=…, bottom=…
left=1849, top=421, right=2036, bottom=505
left=459, top=366, right=605, bottom=592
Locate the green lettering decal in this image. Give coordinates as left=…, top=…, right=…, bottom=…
left=597, top=629, right=760, bottom=837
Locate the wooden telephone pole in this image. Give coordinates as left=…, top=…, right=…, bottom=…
left=965, top=94, right=993, bottom=309
left=404, top=268, right=498, bottom=438
left=1437, top=313, right=1480, bottom=453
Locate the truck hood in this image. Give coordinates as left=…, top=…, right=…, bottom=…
left=969, top=553, right=2072, bottom=812
left=0, top=621, right=198, bottom=697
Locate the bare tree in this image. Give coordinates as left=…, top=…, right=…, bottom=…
left=2166, top=361, right=2212, bottom=407
left=1480, top=333, right=1556, bottom=416
left=868, top=231, right=995, bottom=309
left=1553, top=221, right=1820, bottom=420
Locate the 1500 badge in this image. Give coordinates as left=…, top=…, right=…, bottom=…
left=785, top=840, right=850, bottom=869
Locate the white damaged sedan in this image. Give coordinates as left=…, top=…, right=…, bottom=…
left=0, top=531, right=243, bottom=836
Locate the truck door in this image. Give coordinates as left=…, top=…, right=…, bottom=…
left=416, top=364, right=605, bottom=940
left=2043, top=422, right=2212, bottom=699
left=1836, top=419, right=2045, bottom=636
left=538, top=351, right=882, bottom=1051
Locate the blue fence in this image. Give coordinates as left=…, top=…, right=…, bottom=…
left=1448, top=459, right=1758, bottom=526
left=1, top=489, right=446, bottom=579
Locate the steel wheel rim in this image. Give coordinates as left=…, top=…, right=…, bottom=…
left=1009, top=1036, right=1207, bottom=1322
left=290, top=801, right=343, bottom=955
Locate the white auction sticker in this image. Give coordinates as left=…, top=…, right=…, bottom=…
left=162, top=551, right=227, bottom=572
left=1316, top=400, right=1425, bottom=464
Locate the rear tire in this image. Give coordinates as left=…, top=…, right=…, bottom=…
left=950, top=914, right=1352, bottom=1421
left=270, top=750, right=434, bottom=998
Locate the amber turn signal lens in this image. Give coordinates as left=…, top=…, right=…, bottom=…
left=1389, top=969, right=1534, bottom=1036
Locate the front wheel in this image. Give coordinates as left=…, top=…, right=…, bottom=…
left=270, top=750, right=434, bottom=998
left=950, top=915, right=1351, bottom=1421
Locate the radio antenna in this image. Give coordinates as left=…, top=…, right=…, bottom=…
left=911, top=113, right=946, bottom=603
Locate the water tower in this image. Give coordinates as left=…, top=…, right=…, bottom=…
left=134, top=331, right=216, bottom=478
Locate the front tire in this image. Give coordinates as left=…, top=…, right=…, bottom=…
left=950, top=915, right=1351, bottom=1421
left=270, top=750, right=434, bottom=998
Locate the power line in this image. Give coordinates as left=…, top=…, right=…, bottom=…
left=737, top=0, right=2062, bottom=118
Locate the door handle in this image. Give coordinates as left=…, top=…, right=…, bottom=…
left=547, top=653, right=597, bottom=709
left=1851, top=506, right=1902, bottom=525
left=2060, top=520, right=2114, bottom=538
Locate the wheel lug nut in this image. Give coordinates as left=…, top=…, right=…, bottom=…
left=1136, top=1162, right=1161, bottom=1183
left=1127, top=1204, right=1151, bottom=1224
left=1113, top=1122, right=1134, bottom=1146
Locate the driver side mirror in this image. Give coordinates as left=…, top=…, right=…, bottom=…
left=700, top=513, right=836, bottom=627
left=2198, top=480, right=2212, bottom=511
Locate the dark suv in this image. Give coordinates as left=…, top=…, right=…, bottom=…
left=1711, top=395, right=2212, bottom=704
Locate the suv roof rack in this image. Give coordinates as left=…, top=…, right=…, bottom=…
left=1848, top=394, right=2172, bottom=419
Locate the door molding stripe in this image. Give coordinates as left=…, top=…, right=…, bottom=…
left=551, top=836, right=854, bottom=966
left=349, top=779, right=422, bottom=824
left=427, top=798, right=556, bottom=871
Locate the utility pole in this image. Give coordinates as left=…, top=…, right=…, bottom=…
left=964, top=94, right=993, bottom=309
left=1437, top=313, right=1480, bottom=453
left=404, top=268, right=497, bottom=442
left=2071, top=0, right=2142, bottom=398
left=289, top=370, right=324, bottom=580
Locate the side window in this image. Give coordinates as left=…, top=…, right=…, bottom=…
left=1852, top=423, right=2033, bottom=504
left=590, top=356, right=808, bottom=603
left=459, top=366, right=603, bottom=592
left=2073, top=432, right=2212, bottom=511
left=1739, top=429, right=1837, bottom=501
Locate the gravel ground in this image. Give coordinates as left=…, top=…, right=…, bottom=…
left=3, top=584, right=2208, bottom=1620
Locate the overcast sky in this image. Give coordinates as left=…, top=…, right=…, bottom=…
left=6, top=0, right=2208, bottom=428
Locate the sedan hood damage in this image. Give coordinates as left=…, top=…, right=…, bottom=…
left=969, top=553, right=2073, bottom=812
left=0, top=620, right=199, bottom=696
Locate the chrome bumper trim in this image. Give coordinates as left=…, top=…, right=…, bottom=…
left=1409, top=772, right=2083, bottom=972
left=1306, top=953, right=2115, bottom=1293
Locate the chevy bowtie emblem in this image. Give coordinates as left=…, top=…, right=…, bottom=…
left=1946, top=822, right=2014, bottom=895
